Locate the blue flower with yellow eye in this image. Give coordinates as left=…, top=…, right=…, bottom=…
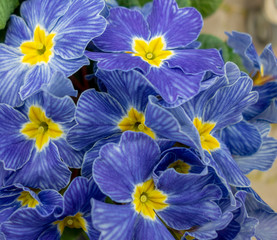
left=67, top=69, right=177, bottom=153
left=91, top=132, right=222, bottom=240
left=1, top=177, right=105, bottom=240
left=144, top=62, right=258, bottom=188
left=0, top=184, right=63, bottom=228
left=86, top=0, right=224, bottom=104
left=0, top=91, right=83, bottom=190
left=227, top=31, right=277, bottom=123
left=0, top=0, right=106, bottom=107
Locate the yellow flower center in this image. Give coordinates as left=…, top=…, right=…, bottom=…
left=17, top=191, right=39, bottom=208
left=126, top=36, right=173, bottom=67
left=20, top=25, right=55, bottom=65
left=193, top=117, right=220, bottom=154
left=168, top=160, right=191, bottom=174
left=21, top=106, right=63, bottom=151
left=132, top=179, right=168, bottom=220
left=54, top=212, right=87, bottom=234
left=252, top=65, right=274, bottom=86
left=118, top=108, right=155, bottom=139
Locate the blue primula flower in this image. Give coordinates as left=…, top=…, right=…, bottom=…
left=0, top=184, right=63, bottom=227
left=91, top=132, right=222, bottom=239
left=86, top=0, right=224, bottom=104
left=67, top=69, right=180, bottom=153
left=227, top=31, right=277, bottom=123
left=0, top=91, right=83, bottom=190
left=145, top=62, right=258, bottom=187
left=1, top=177, right=105, bottom=240
left=0, top=0, right=106, bottom=107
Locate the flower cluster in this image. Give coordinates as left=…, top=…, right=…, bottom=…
left=0, top=0, right=277, bottom=239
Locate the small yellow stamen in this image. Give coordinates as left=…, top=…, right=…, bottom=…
left=126, top=36, right=173, bottom=67
left=54, top=212, right=87, bottom=234
left=20, top=25, right=55, bottom=65
left=146, top=52, right=154, bottom=59
left=21, top=106, right=63, bottom=151
left=17, top=191, right=39, bottom=208
left=252, top=67, right=274, bottom=86
left=140, top=194, right=148, bottom=203
left=133, top=179, right=168, bottom=220
left=118, top=108, right=155, bottom=139
left=260, top=64, right=264, bottom=77
left=193, top=117, right=220, bottom=154
left=67, top=219, right=73, bottom=226
left=168, top=160, right=191, bottom=174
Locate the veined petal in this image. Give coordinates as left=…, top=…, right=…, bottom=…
left=53, top=137, right=84, bottom=168
left=43, top=72, right=77, bottom=98
left=93, top=132, right=160, bottom=202
left=243, top=82, right=277, bottom=121
left=85, top=51, right=150, bottom=74
left=96, top=69, right=156, bottom=112
left=156, top=169, right=222, bottom=230
left=210, top=143, right=250, bottom=187
left=5, top=15, right=32, bottom=47
left=5, top=142, right=71, bottom=190
left=220, top=120, right=262, bottom=156
left=48, top=54, right=89, bottom=77
left=19, top=64, right=53, bottom=101
left=235, top=136, right=277, bottom=174
left=93, top=7, right=150, bottom=52
left=146, top=64, right=203, bottom=104
left=203, top=76, right=258, bottom=131
left=134, top=215, right=174, bottom=240
left=0, top=44, right=28, bottom=106
left=147, top=0, right=202, bottom=49
left=226, top=31, right=260, bottom=72
left=91, top=200, right=137, bottom=240
left=53, top=0, right=106, bottom=59
left=0, top=104, right=33, bottom=170
left=62, top=177, right=105, bottom=217
left=67, top=89, right=125, bottom=150
left=20, top=0, right=71, bottom=33
left=82, top=135, right=120, bottom=178
left=145, top=96, right=201, bottom=151
left=166, top=49, right=224, bottom=75
left=1, top=208, right=57, bottom=240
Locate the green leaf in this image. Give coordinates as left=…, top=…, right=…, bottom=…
left=0, top=0, right=19, bottom=30
left=61, top=227, right=89, bottom=240
left=176, top=0, right=191, bottom=8
left=117, top=0, right=141, bottom=7
left=197, top=34, right=246, bottom=71
left=190, top=0, right=222, bottom=18
left=138, top=0, right=152, bottom=6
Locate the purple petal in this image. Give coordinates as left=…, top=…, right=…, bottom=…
left=147, top=0, right=202, bottom=48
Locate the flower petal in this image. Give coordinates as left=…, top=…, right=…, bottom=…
left=85, top=51, right=150, bottom=74
left=93, top=7, right=149, bottom=52
left=0, top=44, right=28, bottom=106
left=0, top=104, right=33, bottom=170
left=93, top=132, right=160, bottom=202
left=5, top=15, right=32, bottom=47
left=147, top=0, right=202, bottom=49
left=91, top=200, right=137, bottom=240
left=20, top=0, right=71, bottom=33
left=53, top=0, right=106, bottom=59
left=5, top=142, right=71, bottom=190
left=166, top=49, right=224, bottom=75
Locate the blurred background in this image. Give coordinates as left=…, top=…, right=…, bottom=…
left=202, top=0, right=277, bottom=211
